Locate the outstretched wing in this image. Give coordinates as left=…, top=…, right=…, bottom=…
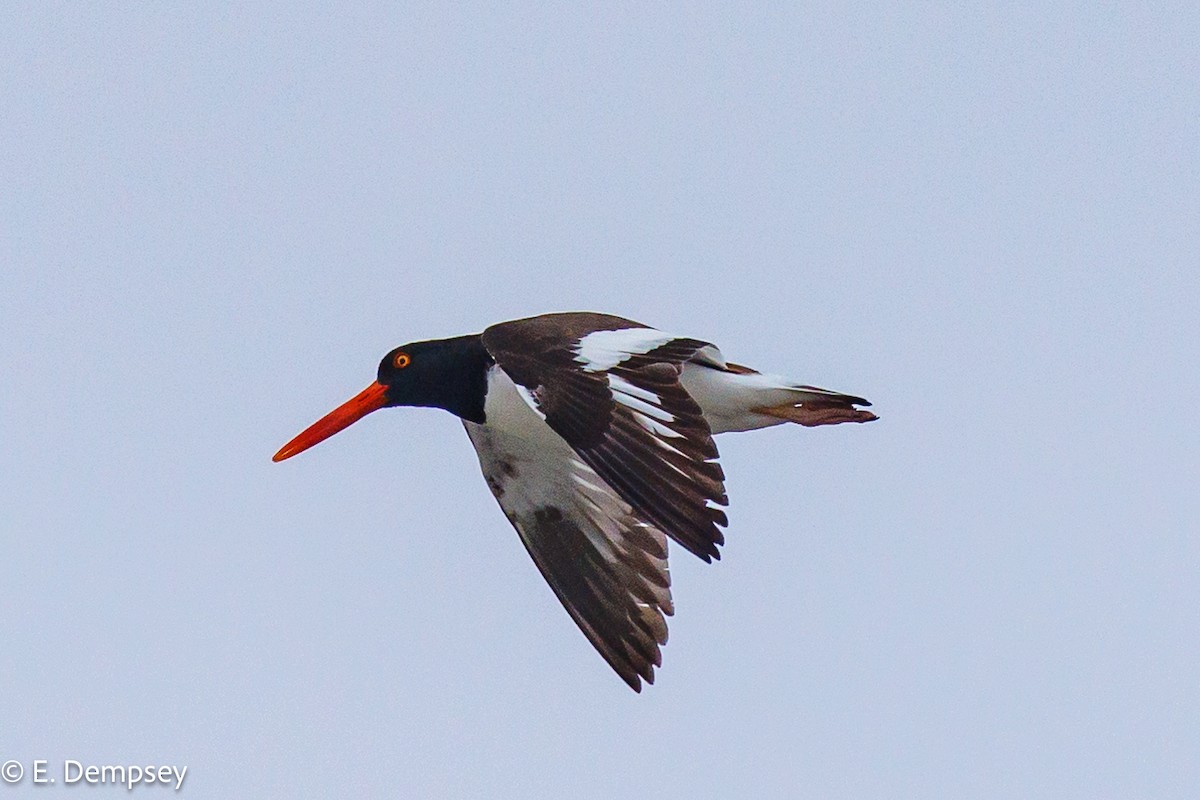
left=464, top=417, right=673, bottom=691
left=482, top=312, right=729, bottom=562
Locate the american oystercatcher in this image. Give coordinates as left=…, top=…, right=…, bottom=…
left=274, top=312, right=876, bottom=691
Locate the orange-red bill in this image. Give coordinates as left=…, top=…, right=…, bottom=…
left=273, top=381, right=389, bottom=462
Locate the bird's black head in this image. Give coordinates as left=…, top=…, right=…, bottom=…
left=376, top=336, right=490, bottom=419
left=273, top=334, right=491, bottom=462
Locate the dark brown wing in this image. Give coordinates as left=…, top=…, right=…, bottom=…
left=482, top=313, right=729, bottom=562
left=464, top=422, right=672, bottom=692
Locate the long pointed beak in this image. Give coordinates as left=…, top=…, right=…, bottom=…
left=273, top=381, right=389, bottom=462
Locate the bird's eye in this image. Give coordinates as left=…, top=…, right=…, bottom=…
left=393, top=352, right=412, bottom=369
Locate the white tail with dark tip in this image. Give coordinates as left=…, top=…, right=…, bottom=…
left=680, top=359, right=876, bottom=434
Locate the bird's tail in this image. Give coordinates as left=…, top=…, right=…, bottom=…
left=752, top=386, right=878, bottom=427
left=682, top=360, right=877, bottom=433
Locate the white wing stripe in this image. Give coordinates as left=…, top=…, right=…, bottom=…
left=618, top=395, right=675, bottom=424
left=574, top=328, right=677, bottom=372
left=610, top=386, right=676, bottom=423
left=607, top=374, right=662, bottom=403
left=633, top=413, right=685, bottom=441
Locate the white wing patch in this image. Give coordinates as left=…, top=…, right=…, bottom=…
left=574, top=327, right=678, bottom=372
left=607, top=373, right=687, bottom=458
left=608, top=375, right=676, bottom=424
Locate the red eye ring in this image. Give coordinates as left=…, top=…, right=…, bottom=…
left=393, top=352, right=411, bottom=369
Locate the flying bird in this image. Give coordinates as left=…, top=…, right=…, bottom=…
left=273, top=312, right=876, bottom=691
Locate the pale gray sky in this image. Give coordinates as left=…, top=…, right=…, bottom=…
left=3, top=4, right=1198, bottom=798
